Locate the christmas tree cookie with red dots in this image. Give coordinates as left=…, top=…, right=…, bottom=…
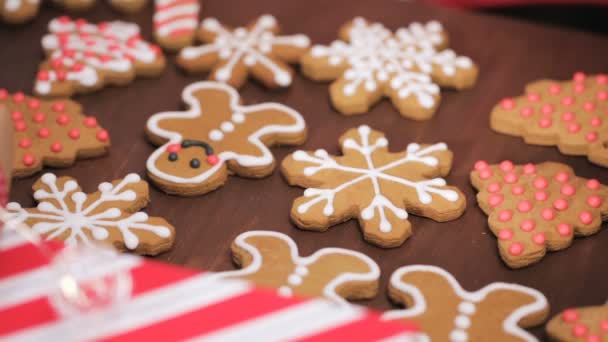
left=2, top=90, right=110, bottom=178
left=471, top=160, right=608, bottom=268
left=491, top=72, right=608, bottom=167
left=546, top=304, right=608, bottom=342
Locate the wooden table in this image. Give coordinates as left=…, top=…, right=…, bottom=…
left=4, top=0, right=608, bottom=339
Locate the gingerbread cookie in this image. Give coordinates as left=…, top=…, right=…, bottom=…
left=491, top=72, right=608, bottom=167
left=546, top=304, right=608, bottom=341
left=1, top=90, right=110, bottom=178
left=5, top=173, right=175, bottom=255
left=146, top=81, right=307, bottom=196
left=177, top=15, right=310, bottom=88
left=281, top=125, right=465, bottom=248
left=383, top=265, right=549, bottom=341
left=215, top=230, right=380, bottom=304
left=153, top=0, right=200, bottom=51
left=471, top=160, right=608, bottom=268
left=300, top=17, right=478, bottom=120
left=34, top=17, right=165, bottom=97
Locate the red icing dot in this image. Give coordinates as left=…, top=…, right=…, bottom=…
left=504, top=172, right=518, bottom=184
left=520, top=107, right=533, bottom=117
left=555, top=172, right=569, bottom=183
left=533, top=177, right=548, bottom=190
left=583, top=102, right=596, bottom=112
left=55, top=70, right=67, bottom=82
left=489, top=194, right=503, bottom=207
left=498, top=210, right=513, bottom=222
left=541, top=104, right=554, bottom=115
left=574, top=83, right=585, bottom=93
left=517, top=200, right=533, bottom=213
left=96, top=130, right=109, bottom=142
left=527, top=93, right=540, bottom=102
left=522, top=163, right=536, bottom=175
left=487, top=182, right=501, bottom=193
left=38, top=127, right=51, bottom=138
left=50, top=142, right=63, bottom=153
left=600, top=319, right=608, bottom=332
left=33, top=112, right=46, bottom=123
left=541, top=208, right=556, bottom=221
left=68, top=128, right=80, bottom=140
left=548, top=83, right=561, bottom=95
left=56, top=114, right=70, bottom=125
left=553, top=198, right=569, bottom=211
left=52, top=102, right=66, bottom=112
left=37, top=70, right=50, bottom=81
left=586, top=335, right=600, bottom=342
left=562, top=112, right=575, bottom=122
left=498, top=228, right=513, bottom=240
left=512, top=185, right=525, bottom=195
left=557, top=223, right=572, bottom=237
left=597, top=74, right=608, bottom=84
left=562, top=309, right=579, bottom=323
left=479, top=169, right=492, bottom=180
left=84, top=116, right=98, bottom=128
left=28, top=99, right=41, bottom=109
left=18, top=138, right=32, bottom=148
left=585, top=132, right=598, bottom=142
left=508, top=242, right=524, bottom=256
left=590, top=117, right=602, bottom=127
left=474, top=160, right=489, bottom=171
left=532, top=233, right=545, bottom=245
left=499, top=160, right=514, bottom=172
left=12, top=92, right=25, bottom=103
left=579, top=211, right=593, bottom=225
left=586, top=195, right=602, bottom=208
left=22, top=154, right=36, bottom=166
left=520, top=219, right=535, bottom=232
left=11, top=111, right=23, bottom=121
left=166, top=144, right=182, bottom=153
left=206, top=154, right=220, bottom=165
left=586, top=179, right=600, bottom=190
left=597, top=91, right=608, bottom=101
left=71, top=62, right=85, bottom=72
left=572, top=323, right=588, bottom=338
left=567, top=123, right=581, bottom=133
left=561, top=96, right=575, bottom=106
left=538, top=118, right=552, bottom=128
left=0, top=88, right=7, bottom=99
left=561, top=184, right=576, bottom=196
left=573, top=72, right=586, bottom=82
left=535, top=191, right=548, bottom=201
left=14, top=121, right=27, bottom=132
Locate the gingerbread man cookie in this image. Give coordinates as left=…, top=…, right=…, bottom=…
left=492, top=72, right=608, bottom=167
left=177, top=15, right=310, bottom=88
left=383, top=265, right=549, bottom=341
left=546, top=304, right=608, bottom=341
left=34, top=17, right=165, bottom=97
left=215, top=230, right=380, bottom=304
left=153, top=0, right=200, bottom=51
left=5, top=173, right=175, bottom=255
left=145, top=81, right=307, bottom=196
left=2, top=90, right=110, bottom=178
left=300, top=17, right=478, bottom=120
left=471, top=160, right=608, bottom=268
left=281, top=125, right=465, bottom=248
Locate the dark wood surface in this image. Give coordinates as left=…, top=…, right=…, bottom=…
left=4, top=0, right=608, bottom=338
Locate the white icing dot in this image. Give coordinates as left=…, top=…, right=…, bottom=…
left=454, top=315, right=471, bottom=329
left=292, top=35, right=310, bottom=47
left=219, top=48, right=232, bottom=59
left=71, top=192, right=87, bottom=203
left=295, top=266, right=308, bottom=276
left=275, top=72, right=292, bottom=86
left=288, top=274, right=302, bottom=286
left=259, top=14, right=277, bottom=28
left=41, top=173, right=56, bottom=184
left=358, top=125, right=371, bottom=135
left=277, top=286, right=292, bottom=297
left=427, top=20, right=442, bottom=32
left=376, top=137, right=388, bottom=147
left=361, top=207, right=374, bottom=220
left=232, top=112, right=245, bottom=123
left=209, top=130, right=223, bottom=141
left=310, top=46, right=327, bottom=57
left=98, top=182, right=113, bottom=192
left=234, top=27, right=247, bottom=37
left=244, top=54, right=256, bottom=66
left=449, top=330, right=468, bottom=342
left=221, top=121, right=235, bottom=132
left=124, top=173, right=141, bottom=183
left=379, top=220, right=392, bottom=232
left=292, top=150, right=308, bottom=161
left=314, top=149, right=328, bottom=158
left=458, top=301, right=476, bottom=315
left=215, top=68, right=231, bottom=81
left=202, top=18, right=220, bottom=30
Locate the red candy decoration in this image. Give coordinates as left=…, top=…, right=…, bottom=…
left=504, top=173, right=518, bottom=184
left=511, top=185, right=525, bottom=195
left=562, top=112, right=575, bottom=122
left=517, top=200, right=532, bottom=213
left=51, top=142, right=63, bottom=153
left=508, top=242, right=523, bottom=256
left=499, top=160, right=514, bottom=171
left=487, top=182, right=501, bottom=193
left=12, top=92, right=25, bottom=103
left=38, top=127, right=51, bottom=138
left=68, top=128, right=81, bottom=140
left=498, top=210, right=512, bottom=222
left=11, top=111, right=23, bottom=121
left=557, top=223, right=572, bottom=237
left=166, top=144, right=181, bottom=153
left=498, top=228, right=513, bottom=240
left=586, top=195, right=602, bottom=208
left=535, top=191, right=548, bottom=201
left=489, top=194, right=503, bottom=207
left=52, top=102, right=66, bottom=112
left=18, top=138, right=32, bottom=148
left=522, top=164, right=536, bottom=175
left=474, top=160, right=488, bottom=171
left=527, top=93, right=540, bottom=102
left=579, top=211, right=593, bottom=225
left=56, top=114, right=70, bottom=125
left=555, top=172, right=569, bottom=183
left=541, top=208, right=555, bottom=221
left=22, top=154, right=36, bottom=166
left=586, top=179, right=600, bottom=190
left=573, top=72, right=586, bottom=82
left=206, top=154, right=220, bottom=165
left=0, top=88, right=8, bottom=99
left=533, top=177, right=548, bottom=190
left=84, top=116, right=98, bottom=128
left=572, top=323, right=587, bottom=337
left=520, top=107, right=533, bottom=117
left=532, top=233, right=545, bottom=245
left=27, top=99, right=40, bottom=109
left=561, top=184, right=576, bottom=197
left=500, top=99, right=515, bottom=110
left=538, top=117, right=552, bottom=128
left=33, top=112, right=46, bottom=123
left=96, top=130, right=109, bottom=142
left=553, top=199, right=569, bottom=211
left=14, top=121, right=27, bottom=132
left=520, top=219, right=535, bottom=232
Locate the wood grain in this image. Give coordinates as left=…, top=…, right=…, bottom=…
left=3, top=0, right=608, bottom=338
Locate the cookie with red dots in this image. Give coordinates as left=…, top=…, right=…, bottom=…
left=34, top=17, right=165, bottom=97
left=2, top=90, right=110, bottom=178
left=546, top=304, right=608, bottom=342
left=471, top=160, right=608, bottom=268
left=491, top=72, right=608, bottom=167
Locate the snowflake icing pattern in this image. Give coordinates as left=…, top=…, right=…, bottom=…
left=301, top=17, right=478, bottom=120
left=6, top=173, right=174, bottom=255
left=282, top=125, right=466, bottom=247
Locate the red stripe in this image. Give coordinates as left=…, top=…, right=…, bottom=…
left=0, top=298, right=58, bottom=336
left=101, top=288, right=305, bottom=341
left=153, top=14, right=197, bottom=28
left=296, top=313, right=420, bottom=341
left=169, top=28, right=196, bottom=38
left=155, top=0, right=196, bottom=12
left=129, top=260, right=195, bottom=295
left=0, top=241, right=63, bottom=279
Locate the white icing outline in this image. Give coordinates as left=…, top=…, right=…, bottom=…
left=292, top=125, right=459, bottom=233
left=382, top=265, right=548, bottom=342
left=146, top=81, right=306, bottom=185
left=213, top=230, right=380, bottom=306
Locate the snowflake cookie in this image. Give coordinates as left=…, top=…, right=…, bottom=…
left=146, top=81, right=307, bottom=196
left=177, top=14, right=311, bottom=88
left=5, top=173, right=175, bottom=255
left=34, top=16, right=165, bottom=97
left=215, top=230, right=380, bottom=305
left=300, top=17, right=478, bottom=120
left=1, top=90, right=110, bottom=178
left=492, top=72, right=608, bottom=167
left=281, top=125, right=465, bottom=248
left=383, top=265, right=549, bottom=341
left=471, top=160, right=608, bottom=268
left=546, top=304, right=608, bottom=341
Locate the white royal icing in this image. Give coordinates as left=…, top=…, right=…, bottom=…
left=293, top=125, right=459, bottom=233
left=153, top=0, right=199, bottom=38
left=212, top=230, right=380, bottom=306
left=309, top=17, right=473, bottom=108
left=145, top=81, right=306, bottom=185
left=5, top=173, right=172, bottom=249
left=179, top=15, right=310, bottom=86
left=382, top=265, right=549, bottom=342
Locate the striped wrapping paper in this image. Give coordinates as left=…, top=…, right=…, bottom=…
left=0, top=229, right=421, bottom=341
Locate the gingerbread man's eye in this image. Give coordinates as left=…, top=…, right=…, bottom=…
left=168, top=153, right=178, bottom=162
left=190, top=158, right=201, bottom=169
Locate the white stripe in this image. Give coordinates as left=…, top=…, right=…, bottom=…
left=0, top=229, right=28, bottom=251
left=191, top=301, right=364, bottom=342
left=6, top=275, right=251, bottom=342
left=156, top=18, right=198, bottom=37
left=154, top=3, right=198, bottom=22
left=379, top=332, right=429, bottom=342
left=0, top=254, right=141, bottom=309
left=155, top=0, right=192, bottom=7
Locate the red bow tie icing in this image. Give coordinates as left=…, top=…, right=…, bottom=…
left=471, top=160, right=608, bottom=268
left=383, top=265, right=549, bottom=341
left=547, top=304, right=608, bottom=341
left=491, top=72, right=608, bottom=167
left=34, top=17, right=165, bottom=97
left=145, top=81, right=307, bottom=196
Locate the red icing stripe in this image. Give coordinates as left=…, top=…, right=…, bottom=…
left=155, top=0, right=197, bottom=12
left=153, top=14, right=198, bottom=28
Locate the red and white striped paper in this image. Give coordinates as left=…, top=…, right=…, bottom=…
left=0, top=230, right=420, bottom=341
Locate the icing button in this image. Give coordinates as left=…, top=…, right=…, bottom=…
left=209, top=129, right=223, bottom=141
